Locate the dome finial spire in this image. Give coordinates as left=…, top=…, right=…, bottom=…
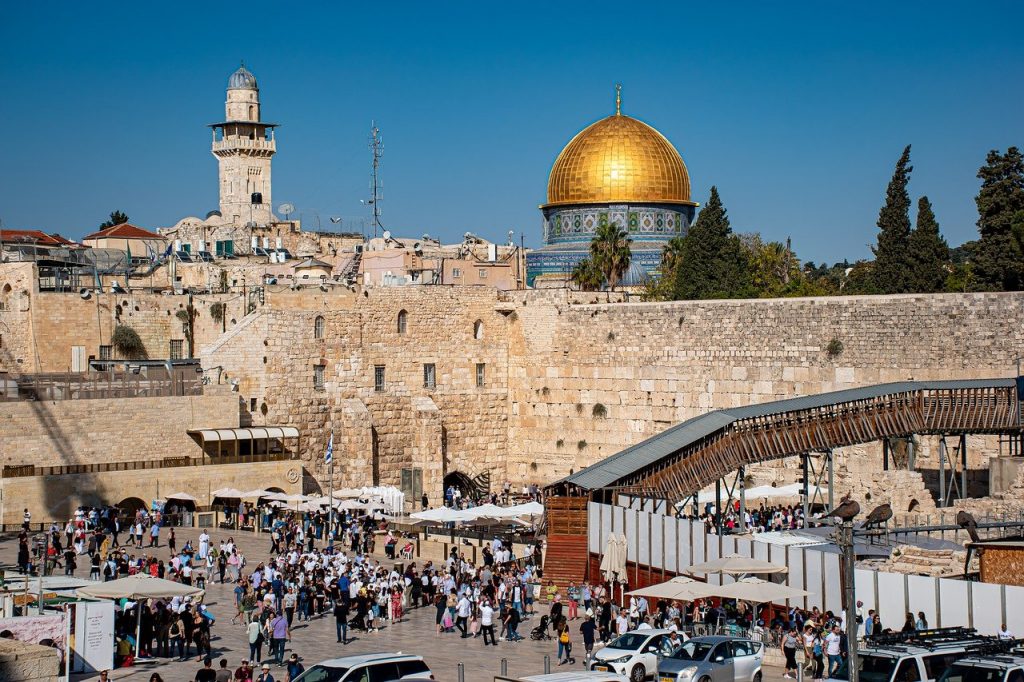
left=615, top=83, right=622, bottom=115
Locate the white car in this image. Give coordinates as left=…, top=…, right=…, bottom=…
left=590, top=629, right=685, bottom=682
left=294, top=653, right=434, bottom=681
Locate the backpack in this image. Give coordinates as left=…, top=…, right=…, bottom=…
left=559, top=631, right=570, bottom=644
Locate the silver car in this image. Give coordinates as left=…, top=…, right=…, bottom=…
left=656, top=636, right=763, bottom=682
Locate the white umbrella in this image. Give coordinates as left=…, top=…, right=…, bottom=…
left=211, top=488, right=244, bottom=499
left=627, top=576, right=715, bottom=602
left=164, top=492, right=197, bottom=502
left=332, top=488, right=363, bottom=499
left=411, top=507, right=476, bottom=523
left=240, top=489, right=273, bottom=499
left=509, top=501, right=545, bottom=516
left=685, top=553, right=788, bottom=575
left=713, top=577, right=809, bottom=603
left=599, top=533, right=628, bottom=583
left=77, top=575, right=204, bottom=659
left=471, top=503, right=522, bottom=519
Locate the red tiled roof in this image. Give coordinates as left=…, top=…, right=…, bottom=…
left=82, top=223, right=165, bottom=241
left=0, top=229, right=65, bottom=246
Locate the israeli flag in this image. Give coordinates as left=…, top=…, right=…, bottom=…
left=324, top=431, right=334, bottom=465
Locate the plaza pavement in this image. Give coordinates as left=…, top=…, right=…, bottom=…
left=0, top=526, right=784, bottom=681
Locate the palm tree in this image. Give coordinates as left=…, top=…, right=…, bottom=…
left=660, top=235, right=686, bottom=276
left=570, top=257, right=604, bottom=291
left=590, top=222, right=632, bottom=291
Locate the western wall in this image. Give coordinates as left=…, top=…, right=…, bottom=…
left=195, top=287, right=1024, bottom=511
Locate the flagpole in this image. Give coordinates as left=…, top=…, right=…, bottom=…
left=327, top=431, right=334, bottom=551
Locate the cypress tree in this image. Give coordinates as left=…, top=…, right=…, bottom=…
left=672, top=186, right=751, bottom=299
left=871, top=145, right=914, bottom=293
left=907, top=196, right=949, bottom=293
left=972, top=147, right=1024, bottom=291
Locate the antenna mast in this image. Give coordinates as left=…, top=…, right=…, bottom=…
left=369, top=122, right=384, bottom=239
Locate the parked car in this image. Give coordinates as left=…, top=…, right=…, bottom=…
left=656, top=636, right=763, bottom=682
left=293, top=652, right=434, bottom=681
left=829, top=629, right=997, bottom=682
left=937, top=654, right=1024, bottom=682
left=590, top=629, right=682, bottom=681
left=512, top=673, right=629, bottom=681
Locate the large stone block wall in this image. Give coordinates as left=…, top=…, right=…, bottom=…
left=0, top=393, right=239, bottom=468
left=0, top=639, right=58, bottom=682
left=503, top=291, right=1024, bottom=483
left=201, top=286, right=510, bottom=503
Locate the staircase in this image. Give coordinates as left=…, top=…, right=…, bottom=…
left=542, top=496, right=590, bottom=599
left=340, top=251, right=362, bottom=284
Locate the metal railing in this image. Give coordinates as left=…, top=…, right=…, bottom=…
left=1, top=452, right=293, bottom=478
left=1, top=367, right=203, bottom=402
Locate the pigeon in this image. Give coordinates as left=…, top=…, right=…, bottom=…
left=862, top=503, right=893, bottom=530
left=956, top=510, right=980, bottom=544
left=826, top=493, right=861, bottom=521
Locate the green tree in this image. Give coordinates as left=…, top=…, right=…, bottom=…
left=672, top=186, right=751, bottom=299
left=742, top=234, right=801, bottom=297
left=590, top=222, right=632, bottom=291
left=906, top=196, right=949, bottom=293
left=871, top=145, right=915, bottom=294
left=99, top=210, right=130, bottom=229
left=972, top=147, right=1024, bottom=291
left=569, top=257, right=604, bottom=291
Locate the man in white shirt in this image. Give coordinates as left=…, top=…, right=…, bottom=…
left=999, top=624, right=1014, bottom=639
left=456, top=595, right=471, bottom=638
left=615, top=611, right=629, bottom=635
left=825, top=625, right=843, bottom=677
left=480, top=601, right=496, bottom=646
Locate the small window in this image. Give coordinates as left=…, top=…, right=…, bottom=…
left=314, top=364, right=325, bottom=390
left=250, top=398, right=257, bottom=412
left=374, top=365, right=386, bottom=392
left=475, top=362, right=485, bottom=388
left=99, top=345, right=112, bottom=361
left=169, top=339, right=183, bottom=360
left=396, top=661, right=431, bottom=677
left=314, top=315, right=325, bottom=339
left=397, top=309, right=408, bottom=335
left=473, top=320, right=483, bottom=340
left=452, top=268, right=462, bottom=278
left=423, top=363, right=436, bottom=390
left=478, top=268, right=487, bottom=279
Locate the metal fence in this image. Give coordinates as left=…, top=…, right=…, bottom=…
left=0, top=367, right=203, bottom=402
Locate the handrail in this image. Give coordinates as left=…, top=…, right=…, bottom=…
left=1, top=452, right=295, bottom=478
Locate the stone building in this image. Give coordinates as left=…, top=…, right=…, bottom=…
left=526, top=87, right=697, bottom=287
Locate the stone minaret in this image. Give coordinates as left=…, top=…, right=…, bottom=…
left=210, top=63, right=277, bottom=226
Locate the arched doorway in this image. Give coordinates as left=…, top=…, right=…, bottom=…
left=117, top=497, right=147, bottom=516
left=444, top=471, right=487, bottom=501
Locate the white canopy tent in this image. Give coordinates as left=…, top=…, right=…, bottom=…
left=684, top=554, right=788, bottom=575
left=627, top=576, right=715, bottom=602
left=77, top=575, right=204, bottom=659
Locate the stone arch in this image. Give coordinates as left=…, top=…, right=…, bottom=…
left=473, top=319, right=484, bottom=340
left=314, top=315, right=325, bottom=339
left=444, top=471, right=478, bottom=499
left=117, top=497, right=147, bottom=515
left=397, top=309, right=408, bottom=335
left=266, top=486, right=286, bottom=494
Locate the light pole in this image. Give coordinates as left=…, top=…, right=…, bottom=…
left=838, top=518, right=860, bottom=682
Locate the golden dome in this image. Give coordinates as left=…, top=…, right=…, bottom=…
left=545, top=104, right=694, bottom=208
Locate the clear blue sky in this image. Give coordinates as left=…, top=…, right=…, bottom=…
left=1, top=2, right=1021, bottom=264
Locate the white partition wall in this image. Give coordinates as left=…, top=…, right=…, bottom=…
left=584, top=501, right=1019, bottom=634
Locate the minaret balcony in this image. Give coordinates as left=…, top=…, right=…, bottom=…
left=212, top=137, right=277, bottom=154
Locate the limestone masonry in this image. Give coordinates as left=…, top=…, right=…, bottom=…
left=3, top=274, right=1023, bottom=511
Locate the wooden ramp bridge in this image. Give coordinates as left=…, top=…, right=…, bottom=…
left=541, top=378, right=1024, bottom=590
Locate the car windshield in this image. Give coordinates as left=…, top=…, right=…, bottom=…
left=832, top=654, right=898, bottom=682
left=670, top=641, right=715, bottom=661
left=938, top=664, right=1008, bottom=682
left=294, top=664, right=349, bottom=682
left=607, top=633, right=649, bottom=651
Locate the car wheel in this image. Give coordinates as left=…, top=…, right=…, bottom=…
left=753, top=673, right=762, bottom=682
left=630, top=663, right=646, bottom=682
left=698, top=676, right=712, bottom=682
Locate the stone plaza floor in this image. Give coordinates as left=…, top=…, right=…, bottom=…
left=0, top=526, right=784, bottom=681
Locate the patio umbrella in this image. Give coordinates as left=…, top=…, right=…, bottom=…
left=684, top=553, right=788, bottom=575
left=211, top=488, right=244, bottom=499
left=713, top=577, right=809, bottom=603
left=410, top=507, right=476, bottom=524
left=471, top=503, right=521, bottom=518
left=509, top=501, right=545, bottom=516
left=77, top=575, right=204, bottom=659
left=164, top=492, right=197, bottom=502
left=627, top=576, right=715, bottom=602
left=599, top=533, right=628, bottom=583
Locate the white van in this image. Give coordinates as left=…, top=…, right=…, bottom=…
left=828, top=628, right=1002, bottom=682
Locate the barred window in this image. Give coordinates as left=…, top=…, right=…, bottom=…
left=476, top=363, right=485, bottom=388
left=423, top=363, right=436, bottom=390
left=99, top=345, right=112, bottom=361
left=397, top=310, right=408, bottom=335
left=374, top=365, right=386, bottom=392
left=314, top=364, right=325, bottom=390
left=169, top=340, right=183, bottom=360
left=314, top=315, right=325, bottom=339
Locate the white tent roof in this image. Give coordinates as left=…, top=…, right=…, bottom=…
left=684, top=553, right=788, bottom=575
left=627, top=576, right=715, bottom=602
left=77, top=574, right=205, bottom=600
left=411, top=507, right=476, bottom=523
left=164, top=492, right=197, bottom=502
left=211, top=488, right=245, bottom=499
left=712, top=577, right=809, bottom=603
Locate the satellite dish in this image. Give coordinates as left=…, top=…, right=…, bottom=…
left=382, top=230, right=392, bottom=241
left=279, top=203, right=295, bottom=217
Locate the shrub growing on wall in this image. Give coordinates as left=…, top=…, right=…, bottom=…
left=111, top=325, right=147, bottom=359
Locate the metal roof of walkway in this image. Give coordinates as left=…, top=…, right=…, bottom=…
left=550, top=377, right=1023, bottom=499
